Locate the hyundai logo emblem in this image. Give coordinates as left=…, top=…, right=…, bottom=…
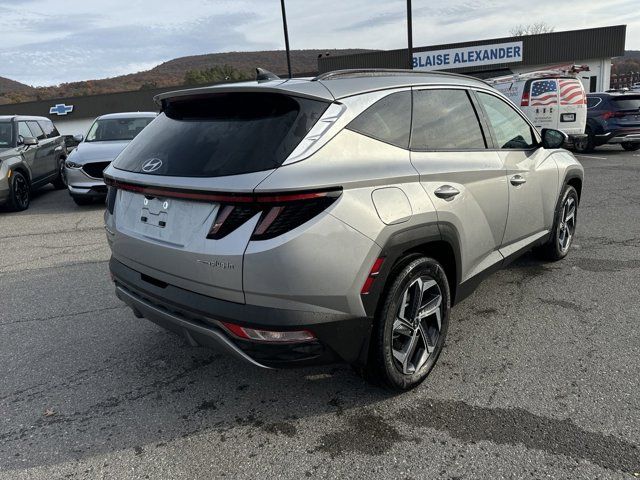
left=141, top=158, right=163, bottom=173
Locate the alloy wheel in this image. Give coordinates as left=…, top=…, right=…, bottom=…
left=558, top=196, right=576, bottom=253
left=14, top=174, right=29, bottom=209
left=392, top=276, right=443, bottom=375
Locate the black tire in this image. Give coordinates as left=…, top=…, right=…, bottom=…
left=621, top=142, right=640, bottom=152
left=534, top=185, right=579, bottom=261
left=72, top=196, right=94, bottom=206
left=574, top=127, right=595, bottom=153
left=51, top=158, right=67, bottom=189
left=7, top=171, right=31, bottom=211
left=364, top=256, right=450, bottom=391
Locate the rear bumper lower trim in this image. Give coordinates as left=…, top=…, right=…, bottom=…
left=115, top=284, right=271, bottom=368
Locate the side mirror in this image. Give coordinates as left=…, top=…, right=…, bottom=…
left=73, top=134, right=84, bottom=142
left=541, top=128, right=568, bottom=149
left=22, top=136, right=38, bottom=147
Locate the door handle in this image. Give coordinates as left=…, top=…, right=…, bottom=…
left=510, top=175, right=526, bottom=186
left=434, top=185, right=460, bottom=200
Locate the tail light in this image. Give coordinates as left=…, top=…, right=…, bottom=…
left=103, top=178, right=342, bottom=241
left=207, top=189, right=342, bottom=241
left=602, top=111, right=626, bottom=120
left=521, top=90, right=530, bottom=107
left=221, top=321, right=316, bottom=343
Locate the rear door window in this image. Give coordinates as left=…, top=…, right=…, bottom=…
left=529, top=79, right=558, bottom=107
left=26, top=121, right=46, bottom=140
left=558, top=79, right=585, bottom=106
left=347, top=91, right=411, bottom=148
left=38, top=120, right=60, bottom=138
left=18, top=122, right=33, bottom=140
left=113, top=92, right=328, bottom=177
left=410, top=89, right=486, bottom=150
left=612, top=96, right=640, bottom=111
left=477, top=92, right=536, bottom=149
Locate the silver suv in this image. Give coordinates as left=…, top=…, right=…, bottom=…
left=65, top=112, right=156, bottom=205
left=0, top=115, right=67, bottom=211
left=104, top=70, right=584, bottom=390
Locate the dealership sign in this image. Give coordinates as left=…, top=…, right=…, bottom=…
left=413, top=41, right=523, bottom=71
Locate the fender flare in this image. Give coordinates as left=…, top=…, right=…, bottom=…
left=360, top=222, right=462, bottom=318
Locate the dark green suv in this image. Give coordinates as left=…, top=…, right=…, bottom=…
left=0, top=115, right=67, bottom=211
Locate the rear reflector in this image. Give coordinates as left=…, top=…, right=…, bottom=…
left=222, top=322, right=316, bottom=343
left=361, top=257, right=385, bottom=295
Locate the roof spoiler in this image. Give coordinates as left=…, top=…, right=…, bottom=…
left=256, top=68, right=280, bottom=83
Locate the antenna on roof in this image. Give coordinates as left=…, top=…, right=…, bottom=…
left=255, top=68, right=280, bottom=83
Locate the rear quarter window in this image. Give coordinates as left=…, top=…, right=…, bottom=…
left=347, top=91, right=411, bottom=148
left=113, top=92, right=328, bottom=177
left=587, top=97, right=602, bottom=109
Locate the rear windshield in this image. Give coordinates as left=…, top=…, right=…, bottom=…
left=0, top=122, right=13, bottom=147
left=112, top=92, right=329, bottom=177
left=86, top=117, right=154, bottom=142
left=612, top=96, right=640, bottom=111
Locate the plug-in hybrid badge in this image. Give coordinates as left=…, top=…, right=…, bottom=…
left=142, top=158, right=163, bottom=173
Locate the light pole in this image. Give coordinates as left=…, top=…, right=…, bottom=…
left=280, top=0, right=292, bottom=78
left=407, top=0, right=413, bottom=69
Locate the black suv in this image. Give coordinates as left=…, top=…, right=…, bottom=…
left=579, top=93, right=640, bottom=152
left=0, top=115, right=67, bottom=211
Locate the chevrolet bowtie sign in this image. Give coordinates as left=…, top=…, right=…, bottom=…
left=49, top=104, right=74, bottom=116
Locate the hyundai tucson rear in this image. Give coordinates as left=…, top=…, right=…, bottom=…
left=105, top=71, right=583, bottom=390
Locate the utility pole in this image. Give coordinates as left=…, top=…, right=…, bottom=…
left=280, top=0, right=292, bottom=78
left=407, top=0, right=413, bottom=69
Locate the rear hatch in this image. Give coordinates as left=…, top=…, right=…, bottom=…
left=610, top=95, right=640, bottom=127
left=105, top=91, right=329, bottom=303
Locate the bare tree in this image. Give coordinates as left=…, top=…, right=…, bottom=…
left=509, top=22, right=555, bottom=36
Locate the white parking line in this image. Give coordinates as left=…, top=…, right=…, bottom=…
left=575, top=155, right=608, bottom=160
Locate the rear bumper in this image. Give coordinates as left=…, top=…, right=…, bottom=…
left=110, top=257, right=372, bottom=368
left=594, top=129, right=640, bottom=145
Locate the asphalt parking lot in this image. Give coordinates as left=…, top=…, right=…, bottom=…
left=1, top=146, right=639, bottom=479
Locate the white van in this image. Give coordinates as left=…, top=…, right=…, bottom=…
left=488, top=67, right=588, bottom=143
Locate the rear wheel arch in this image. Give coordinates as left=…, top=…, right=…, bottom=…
left=361, top=223, right=461, bottom=318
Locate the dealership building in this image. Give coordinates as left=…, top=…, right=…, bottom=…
left=0, top=25, right=627, bottom=134
left=319, top=25, right=626, bottom=93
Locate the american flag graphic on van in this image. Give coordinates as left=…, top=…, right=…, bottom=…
left=530, top=80, right=558, bottom=106
left=559, top=79, right=585, bottom=105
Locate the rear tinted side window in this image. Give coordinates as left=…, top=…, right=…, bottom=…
left=38, top=120, right=60, bottom=138
left=347, top=91, right=411, bottom=148
left=27, top=121, right=46, bottom=140
left=410, top=89, right=486, bottom=150
left=477, top=92, right=536, bottom=149
left=587, top=97, right=602, bottom=109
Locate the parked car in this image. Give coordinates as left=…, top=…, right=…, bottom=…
left=489, top=67, right=588, bottom=148
left=0, top=115, right=67, bottom=211
left=576, top=93, right=640, bottom=152
left=65, top=112, right=156, bottom=205
left=104, top=69, right=583, bottom=390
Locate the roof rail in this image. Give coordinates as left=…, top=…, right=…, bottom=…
left=313, top=68, right=484, bottom=83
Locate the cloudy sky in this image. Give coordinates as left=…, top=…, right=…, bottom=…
left=1, top=0, right=638, bottom=86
